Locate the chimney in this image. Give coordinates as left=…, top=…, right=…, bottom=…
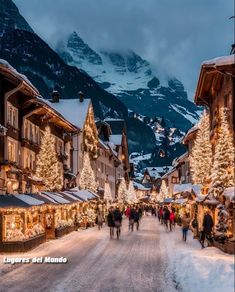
left=78, top=91, right=84, bottom=102
left=51, top=90, right=60, bottom=103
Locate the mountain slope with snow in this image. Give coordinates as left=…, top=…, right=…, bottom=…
left=57, top=32, right=200, bottom=131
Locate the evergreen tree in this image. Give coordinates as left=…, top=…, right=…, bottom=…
left=36, top=126, right=63, bottom=191
left=159, top=180, right=168, bottom=201
left=104, top=181, right=113, bottom=203
left=210, top=108, right=235, bottom=197
left=118, top=178, right=128, bottom=203
left=190, top=111, right=212, bottom=185
left=79, top=152, right=98, bottom=193
left=126, top=180, right=137, bottom=203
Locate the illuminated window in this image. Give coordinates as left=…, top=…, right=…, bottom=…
left=7, top=102, right=18, bottom=128
left=8, top=138, right=18, bottom=162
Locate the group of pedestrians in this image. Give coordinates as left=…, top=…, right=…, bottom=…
left=105, top=205, right=143, bottom=239
left=107, top=206, right=122, bottom=239
left=157, top=205, right=175, bottom=231
left=125, top=205, right=142, bottom=231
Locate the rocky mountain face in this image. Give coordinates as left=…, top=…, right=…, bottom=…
left=0, top=0, right=157, bottom=155
left=57, top=32, right=200, bottom=132
left=0, top=0, right=33, bottom=36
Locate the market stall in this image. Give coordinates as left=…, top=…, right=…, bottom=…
left=0, top=195, right=46, bottom=252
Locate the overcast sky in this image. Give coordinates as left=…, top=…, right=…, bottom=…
left=15, top=0, right=234, bottom=99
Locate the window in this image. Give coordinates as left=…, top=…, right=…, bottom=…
left=8, top=138, right=18, bottom=163
left=7, top=102, right=18, bottom=128
left=57, top=139, right=63, bottom=154
left=24, top=149, right=36, bottom=170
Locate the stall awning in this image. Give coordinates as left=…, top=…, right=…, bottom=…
left=14, top=194, right=44, bottom=206
left=69, top=188, right=99, bottom=201
left=0, top=195, right=32, bottom=208
left=42, top=192, right=70, bottom=204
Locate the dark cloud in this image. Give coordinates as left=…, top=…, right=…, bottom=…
left=14, top=0, right=234, bottom=98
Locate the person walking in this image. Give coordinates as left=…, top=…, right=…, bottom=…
left=159, top=206, right=163, bottom=223
left=163, top=206, right=170, bottom=230
left=201, top=210, right=214, bottom=247
left=169, top=209, right=175, bottom=231
left=134, top=207, right=140, bottom=230
left=96, top=211, right=103, bottom=230
left=113, top=207, right=122, bottom=239
left=182, top=212, right=190, bottom=242
left=129, top=206, right=135, bottom=231
left=107, top=207, right=115, bottom=239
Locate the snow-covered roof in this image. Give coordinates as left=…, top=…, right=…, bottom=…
left=161, top=167, right=177, bottom=179
left=173, top=183, right=201, bottom=195
left=42, top=98, right=91, bottom=129
left=109, top=134, right=123, bottom=146
left=172, top=152, right=188, bottom=166
left=182, top=124, right=199, bottom=143
left=99, top=139, right=109, bottom=150
left=202, top=54, right=235, bottom=67
left=146, top=167, right=165, bottom=178
left=133, top=181, right=151, bottom=191
left=14, top=194, right=44, bottom=206
left=0, top=59, right=39, bottom=94
left=174, top=198, right=187, bottom=205
left=223, top=186, right=235, bottom=202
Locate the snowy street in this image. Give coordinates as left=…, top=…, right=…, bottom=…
left=0, top=216, right=234, bottom=292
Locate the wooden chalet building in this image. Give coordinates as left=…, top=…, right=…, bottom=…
left=194, top=54, right=234, bottom=146
left=96, top=120, right=130, bottom=198
left=0, top=60, right=78, bottom=194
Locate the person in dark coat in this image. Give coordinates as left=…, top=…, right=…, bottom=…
left=107, top=207, right=115, bottom=239
left=129, top=206, right=135, bottom=231
left=163, top=206, right=170, bottom=229
left=134, top=207, right=140, bottom=230
left=202, top=210, right=214, bottom=247
left=113, top=207, right=122, bottom=239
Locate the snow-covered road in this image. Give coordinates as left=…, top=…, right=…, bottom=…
left=0, top=217, right=175, bottom=292
left=0, top=217, right=234, bottom=292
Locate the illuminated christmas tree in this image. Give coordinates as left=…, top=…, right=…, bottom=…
left=127, top=180, right=137, bottom=203
left=117, top=178, right=128, bottom=203
left=79, top=152, right=98, bottom=193
left=36, top=126, right=63, bottom=191
left=190, top=111, right=212, bottom=185
left=104, top=181, right=113, bottom=203
left=210, top=108, right=235, bottom=197
left=159, top=180, right=168, bottom=200
left=83, top=106, right=99, bottom=159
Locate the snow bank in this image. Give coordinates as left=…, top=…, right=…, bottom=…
left=160, top=225, right=234, bottom=292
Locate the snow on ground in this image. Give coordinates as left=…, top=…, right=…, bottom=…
left=159, top=224, right=234, bottom=292
left=0, top=217, right=233, bottom=292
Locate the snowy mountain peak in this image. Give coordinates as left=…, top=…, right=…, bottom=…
left=101, top=49, right=151, bottom=75
left=65, top=31, right=102, bottom=65
left=0, top=0, right=33, bottom=36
